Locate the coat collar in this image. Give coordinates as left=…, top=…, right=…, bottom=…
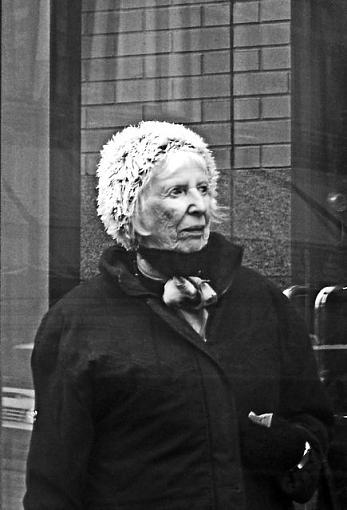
left=99, top=232, right=243, bottom=369
left=99, top=232, right=243, bottom=299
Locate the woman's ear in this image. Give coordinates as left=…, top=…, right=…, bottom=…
left=132, top=217, right=151, bottom=237
left=132, top=195, right=151, bottom=237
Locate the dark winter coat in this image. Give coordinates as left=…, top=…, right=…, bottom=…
left=24, top=233, right=333, bottom=510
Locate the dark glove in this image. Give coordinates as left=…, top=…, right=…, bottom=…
left=239, top=414, right=309, bottom=473
left=278, top=445, right=322, bottom=503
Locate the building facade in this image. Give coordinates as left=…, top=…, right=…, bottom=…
left=81, top=0, right=293, bottom=289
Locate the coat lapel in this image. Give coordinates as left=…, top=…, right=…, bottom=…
left=100, top=232, right=243, bottom=372
left=146, top=297, right=226, bottom=375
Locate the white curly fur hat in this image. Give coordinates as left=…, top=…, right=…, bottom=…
left=96, top=120, right=218, bottom=250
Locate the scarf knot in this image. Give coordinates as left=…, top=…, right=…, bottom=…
left=162, top=276, right=217, bottom=310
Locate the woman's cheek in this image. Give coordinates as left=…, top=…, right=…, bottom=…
left=145, top=204, right=177, bottom=245
left=152, top=202, right=179, bottom=228
left=159, top=211, right=180, bottom=241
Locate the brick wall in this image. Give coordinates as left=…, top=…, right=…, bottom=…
left=80, top=0, right=233, bottom=278
left=232, top=0, right=291, bottom=286
left=81, top=0, right=292, bottom=287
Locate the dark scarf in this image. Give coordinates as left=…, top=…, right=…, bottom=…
left=137, top=242, right=217, bottom=310
left=99, top=232, right=243, bottom=302
left=137, top=243, right=210, bottom=279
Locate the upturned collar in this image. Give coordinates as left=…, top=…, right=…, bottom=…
left=99, top=232, right=243, bottom=300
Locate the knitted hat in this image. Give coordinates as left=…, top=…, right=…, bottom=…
left=96, top=120, right=218, bottom=250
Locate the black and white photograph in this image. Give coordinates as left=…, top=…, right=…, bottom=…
left=1, top=1, right=346, bottom=509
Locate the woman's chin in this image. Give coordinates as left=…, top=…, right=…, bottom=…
left=174, top=236, right=209, bottom=253
left=137, top=229, right=210, bottom=252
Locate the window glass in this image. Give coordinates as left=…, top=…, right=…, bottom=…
left=1, top=1, right=346, bottom=507
left=1, top=1, right=50, bottom=507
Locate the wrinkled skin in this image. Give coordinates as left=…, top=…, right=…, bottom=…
left=134, top=151, right=212, bottom=253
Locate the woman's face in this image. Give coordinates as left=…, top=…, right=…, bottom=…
left=134, top=151, right=213, bottom=253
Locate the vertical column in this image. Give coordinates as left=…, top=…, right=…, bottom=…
left=49, top=0, right=82, bottom=304
left=1, top=0, right=50, bottom=386
left=1, top=1, right=81, bottom=507
left=1, top=1, right=50, bottom=507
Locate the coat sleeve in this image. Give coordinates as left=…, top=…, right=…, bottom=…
left=239, top=287, right=334, bottom=475
left=276, top=292, right=334, bottom=448
left=23, top=305, right=94, bottom=510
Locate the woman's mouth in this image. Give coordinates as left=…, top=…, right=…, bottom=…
left=179, top=225, right=205, bottom=237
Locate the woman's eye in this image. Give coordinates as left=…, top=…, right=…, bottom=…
left=168, top=187, right=184, bottom=197
left=198, top=184, right=209, bottom=195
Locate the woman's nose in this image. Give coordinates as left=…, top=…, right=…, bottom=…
left=187, top=188, right=207, bottom=214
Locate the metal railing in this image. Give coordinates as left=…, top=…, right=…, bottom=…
left=284, top=283, right=347, bottom=509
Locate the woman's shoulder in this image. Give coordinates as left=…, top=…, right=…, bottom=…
left=44, top=273, right=127, bottom=326
left=33, top=274, right=133, bottom=362
left=56, top=272, right=123, bottom=304
left=229, top=265, right=293, bottom=319
left=237, top=265, right=285, bottom=295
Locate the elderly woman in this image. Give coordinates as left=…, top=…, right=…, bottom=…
left=24, top=121, right=333, bottom=510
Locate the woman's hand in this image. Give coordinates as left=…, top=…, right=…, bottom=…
left=239, top=412, right=309, bottom=473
